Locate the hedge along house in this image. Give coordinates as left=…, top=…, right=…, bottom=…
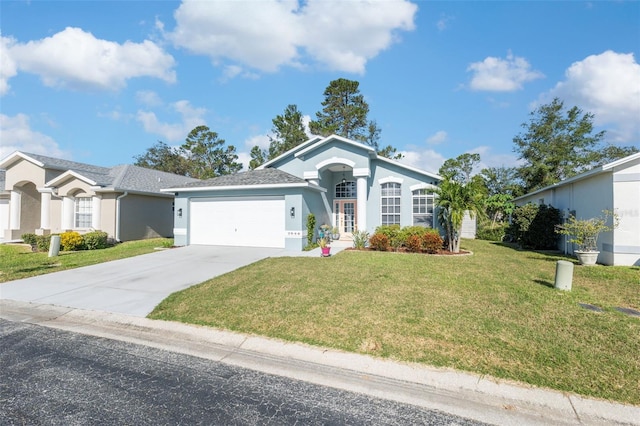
left=0, top=151, right=199, bottom=243
left=513, top=152, right=640, bottom=266
left=166, top=135, right=448, bottom=251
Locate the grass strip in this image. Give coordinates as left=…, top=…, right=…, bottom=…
left=150, top=239, right=640, bottom=405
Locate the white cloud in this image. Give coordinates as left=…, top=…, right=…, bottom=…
left=244, top=134, right=271, bottom=151
left=426, top=130, right=448, bottom=145
left=5, top=27, right=176, bottom=92
left=468, top=145, right=522, bottom=171
left=397, top=148, right=446, bottom=174
left=236, top=151, right=252, bottom=171
left=135, top=90, right=163, bottom=107
left=468, top=51, right=544, bottom=92
left=136, top=100, right=207, bottom=142
left=167, top=0, right=417, bottom=75
left=0, top=36, right=18, bottom=95
left=0, top=113, right=68, bottom=159
left=540, top=51, right=640, bottom=143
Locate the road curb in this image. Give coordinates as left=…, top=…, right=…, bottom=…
left=1, top=299, right=638, bottom=425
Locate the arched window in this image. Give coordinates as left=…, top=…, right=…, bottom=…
left=381, top=182, right=401, bottom=225
left=335, top=181, right=356, bottom=198
left=412, top=189, right=434, bottom=227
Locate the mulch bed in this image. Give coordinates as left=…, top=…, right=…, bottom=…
left=345, top=247, right=472, bottom=256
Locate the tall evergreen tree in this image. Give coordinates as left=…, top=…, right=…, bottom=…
left=310, top=78, right=402, bottom=159
left=133, top=141, right=188, bottom=175
left=249, top=104, right=309, bottom=169
left=268, top=104, right=308, bottom=159
left=248, top=145, right=266, bottom=170
left=183, top=125, right=242, bottom=179
left=438, top=153, right=481, bottom=184
left=310, top=78, right=369, bottom=140
left=513, top=97, right=638, bottom=192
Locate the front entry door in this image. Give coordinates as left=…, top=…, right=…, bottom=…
left=335, top=200, right=357, bottom=237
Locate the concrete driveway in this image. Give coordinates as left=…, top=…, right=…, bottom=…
left=0, top=245, right=286, bottom=317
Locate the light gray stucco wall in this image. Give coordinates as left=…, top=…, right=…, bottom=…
left=367, top=161, right=440, bottom=235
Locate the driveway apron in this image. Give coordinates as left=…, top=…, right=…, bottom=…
left=0, top=246, right=284, bottom=317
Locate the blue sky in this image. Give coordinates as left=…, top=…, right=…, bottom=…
left=2, top=0, right=639, bottom=174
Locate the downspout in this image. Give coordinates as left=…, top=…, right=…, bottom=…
left=115, top=192, right=128, bottom=242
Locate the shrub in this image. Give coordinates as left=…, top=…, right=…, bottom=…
left=60, top=231, right=84, bottom=251
left=352, top=229, right=369, bottom=249
left=422, top=233, right=444, bottom=253
left=83, top=231, right=109, bottom=250
left=510, top=203, right=561, bottom=249
left=509, top=203, right=538, bottom=247
left=369, top=233, right=389, bottom=251
left=374, top=225, right=401, bottom=241
left=398, top=226, right=429, bottom=246
left=36, top=235, right=51, bottom=252
left=477, top=222, right=508, bottom=241
left=527, top=204, right=562, bottom=250
left=21, top=233, right=38, bottom=247
left=306, top=213, right=316, bottom=246
left=405, top=234, right=423, bottom=253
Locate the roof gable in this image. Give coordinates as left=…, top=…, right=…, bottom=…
left=0, top=151, right=111, bottom=176
left=257, top=135, right=323, bottom=169
left=259, top=134, right=441, bottom=181
left=293, top=135, right=375, bottom=159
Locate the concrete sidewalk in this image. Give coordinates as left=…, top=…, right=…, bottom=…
left=1, top=299, right=637, bottom=426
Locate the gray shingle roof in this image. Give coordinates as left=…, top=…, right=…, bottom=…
left=22, top=152, right=111, bottom=175
left=174, top=168, right=306, bottom=188
left=5, top=152, right=198, bottom=195
left=110, top=165, right=200, bottom=192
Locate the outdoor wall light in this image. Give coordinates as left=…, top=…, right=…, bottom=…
left=290, top=207, right=295, bottom=218
left=177, top=208, right=183, bottom=218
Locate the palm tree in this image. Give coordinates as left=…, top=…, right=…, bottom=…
left=436, top=178, right=485, bottom=252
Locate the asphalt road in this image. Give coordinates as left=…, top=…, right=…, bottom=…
left=1, top=319, right=487, bottom=426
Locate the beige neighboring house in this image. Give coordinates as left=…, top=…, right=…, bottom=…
left=0, top=151, right=199, bottom=243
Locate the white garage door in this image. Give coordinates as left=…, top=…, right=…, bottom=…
left=190, top=197, right=285, bottom=248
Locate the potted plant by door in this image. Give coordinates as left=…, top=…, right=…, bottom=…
left=319, top=237, right=331, bottom=257
left=555, top=210, right=619, bottom=265
left=331, top=226, right=340, bottom=241
left=319, top=224, right=331, bottom=240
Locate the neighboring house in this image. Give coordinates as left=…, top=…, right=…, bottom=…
left=0, top=151, right=199, bottom=242
left=165, top=135, right=455, bottom=250
left=513, top=152, right=640, bottom=266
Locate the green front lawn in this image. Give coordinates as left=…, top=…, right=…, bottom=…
left=150, top=239, right=640, bottom=405
left=0, top=239, right=170, bottom=283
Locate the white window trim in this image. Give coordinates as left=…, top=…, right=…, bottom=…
left=380, top=182, right=401, bottom=226
left=379, top=176, right=404, bottom=185
left=412, top=188, right=435, bottom=227
left=74, top=196, right=93, bottom=229
left=410, top=182, right=438, bottom=192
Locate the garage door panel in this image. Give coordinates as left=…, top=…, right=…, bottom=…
left=190, top=198, right=285, bottom=248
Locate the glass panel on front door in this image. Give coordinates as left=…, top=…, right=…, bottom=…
left=335, top=200, right=357, bottom=234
